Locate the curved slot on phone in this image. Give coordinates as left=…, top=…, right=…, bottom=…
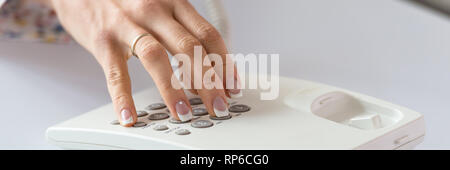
left=311, top=91, right=403, bottom=130
left=283, top=89, right=403, bottom=130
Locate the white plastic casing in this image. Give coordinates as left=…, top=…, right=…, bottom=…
left=46, top=76, right=425, bottom=150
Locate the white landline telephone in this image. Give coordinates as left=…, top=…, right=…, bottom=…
left=45, top=1, right=425, bottom=150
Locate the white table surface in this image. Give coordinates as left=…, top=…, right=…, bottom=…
left=0, top=0, right=449, bottom=149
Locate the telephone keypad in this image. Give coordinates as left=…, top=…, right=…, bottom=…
left=110, top=98, right=250, bottom=136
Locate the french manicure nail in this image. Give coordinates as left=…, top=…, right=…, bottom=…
left=121, top=109, right=133, bottom=125
left=228, top=78, right=242, bottom=98
left=175, top=100, right=193, bottom=121
left=213, top=96, right=229, bottom=117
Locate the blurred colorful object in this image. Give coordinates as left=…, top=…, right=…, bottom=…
left=0, top=0, right=72, bottom=43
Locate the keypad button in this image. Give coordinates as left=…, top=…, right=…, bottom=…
left=146, top=103, right=166, bottom=110
left=137, top=111, right=149, bottom=117
left=229, top=104, right=251, bottom=113
left=148, top=113, right=169, bottom=120
left=189, top=98, right=203, bottom=105
left=210, top=114, right=232, bottom=120
left=133, top=122, right=147, bottom=127
left=169, top=118, right=191, bottom=124
left=175, top=129, right=191, bottom=135
left=193, top=108, right=208, bottom=116
left=191, top=120, right=214, bottom=128
left=110, top=120, right=120, bottom=125
left=153, top=124, right=169, bottom=131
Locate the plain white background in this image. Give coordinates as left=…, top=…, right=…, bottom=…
left=0, top=0, right=449, bottom=149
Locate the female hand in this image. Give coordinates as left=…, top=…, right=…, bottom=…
left=46, top=0, right=241, bottom=126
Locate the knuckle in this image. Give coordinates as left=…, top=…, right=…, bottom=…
left=137, top=0, right=165, bottom=12
left=109, top=4, right=126, bottom=18
left=92, top=30, right=117, bottom=60
left=93, top=12, right=126, bottom=45
left=196, top=23, right=221, bottom=44
left=112, top=11, right=130, bottom=25
left=136, top=39, right=166, bottom=61
left=94, top=29, right=115, bottom=45
left=111, top=93, right=129, bottom=105
left=105, top=65, right=128, bottom=87
left=177, top=36, right=201, bottom=51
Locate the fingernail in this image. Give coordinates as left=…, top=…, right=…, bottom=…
left=121, top=109, right=133, bottom=125
left=228, top=78, right=242, bottom=98
left=213, top=96, right=229, bottom=117
left=175, top=100, right=193, bottom=121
